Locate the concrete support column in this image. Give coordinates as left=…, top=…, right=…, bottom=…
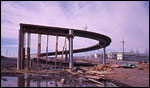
left=69, top=30, right=74, bottom=69
left=103, top=47, right=106, bottom=64
left=18, top=75, right=25, bottom=87
left=17, top=30, right=21, bottom=70
left=27, top=33, right=31, bottom=70
left=46, top=35, right=49, bottom=65
left=37, top=34, right=41, bottom=64
left=55, top=35, right=58, bottom=68
left=21, top=31, right=25, bottom=69
left=27, top=75, right=31, bottom=87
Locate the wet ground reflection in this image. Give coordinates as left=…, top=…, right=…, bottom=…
left=1, top=74, right=63, bottom=87
left=1, top=74, right=117, bottom=87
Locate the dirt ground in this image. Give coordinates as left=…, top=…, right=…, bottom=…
left=1, top=56, right=149, bottom=87
left=104, top=68, right=149, bottom=87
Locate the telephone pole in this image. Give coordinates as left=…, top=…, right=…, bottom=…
left=121, top=38, right=126, bottom=60
left=6, top=50, right=8, bottom=57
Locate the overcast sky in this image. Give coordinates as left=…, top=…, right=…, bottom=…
left=1, top=1, right=149, bottom=57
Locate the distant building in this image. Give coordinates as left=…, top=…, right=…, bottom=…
left=116, top=52, right=148, bottom=62
left=108, top=52, right=118, bottom=59
left=94, top=53, right=107, bottom=59
left=117, top=52, right=136, bottom=60
left=108, top=52, right=148, bottom=62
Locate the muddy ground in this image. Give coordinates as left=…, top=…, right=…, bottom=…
left=1, top=56, right=149, bottom=87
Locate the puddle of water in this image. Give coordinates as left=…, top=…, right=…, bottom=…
left=1, top=74, right=63, bottom=87
left=1, top=76, right=18, bottom=87
left=1, top=74, right=117, bottom=87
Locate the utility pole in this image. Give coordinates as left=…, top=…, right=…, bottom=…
left=6, top=50, right=8, bottom=57
left=83, top=24, right=88, bottom=31
left=120, top=38, right=126, bottom=60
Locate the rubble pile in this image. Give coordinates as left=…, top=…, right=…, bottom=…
left=90, top=64, right=114, bottom=72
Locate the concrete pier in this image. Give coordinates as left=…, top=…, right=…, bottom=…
left=103, top=47, right=106, bottom=64
left=37, top=34, right=41, bottom=64
left=69, top=30, right=74, bottom=69
left=27, top=33, right=31, bottom=70
left=17, top=30, right=21, bottom=70
left=46, top=35, right=49, bottom=65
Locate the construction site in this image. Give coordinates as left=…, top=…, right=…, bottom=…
left=1, top=23, right=149, bottom=87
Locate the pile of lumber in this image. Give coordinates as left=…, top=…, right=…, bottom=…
left=90, top=64, right=113, bottom=71
left=59, top=64, right=123, bottom=86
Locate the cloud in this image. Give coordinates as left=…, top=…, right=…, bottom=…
left=1, top=1, right=149, bottom=56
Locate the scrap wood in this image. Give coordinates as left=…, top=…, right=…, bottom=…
left=78, top=77, right=86, bottom=82
left=73, top=67, right=87, bottom=72
left=87, top=71, right=110, bottom=75
left=85, top=75, right=101, bottom=79
left=80, top=67, right=89, bottom=71
left=65, top=69, right=80, bottom=76
left=91, top=64, right=113, bottom=71
left=60, top=78, right=65, bottom=84
left=88, top=78, right=104, bottom=86
left=77, top=70, right=83, bottom=74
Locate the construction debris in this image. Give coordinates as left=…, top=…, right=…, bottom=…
left=88, top=78, right=104, bottom=86
left=58, top=64, right=116, bottom=86
left=90, top=64, right=114, bottom=71
left=135, top=63, right=149, bottom=70
left=60, top=78, right=65, bottom=84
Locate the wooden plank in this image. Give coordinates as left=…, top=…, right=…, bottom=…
left=85, top=75, right=101, bottom=79
left=59, top=37, right=67, bottom=67
left=87, top=71, right=108, bottom=75
left=88, top=78, right=104, bottom=86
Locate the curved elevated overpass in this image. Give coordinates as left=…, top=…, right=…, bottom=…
left=20, top=23, right=111, bottom=57
left=18, top=23, right=111, bottom=70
